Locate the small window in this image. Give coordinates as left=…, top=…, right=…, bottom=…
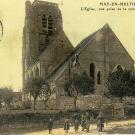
left=97, top=71, right=101, bottom=84
left=90, top=63, right=95, bottom=83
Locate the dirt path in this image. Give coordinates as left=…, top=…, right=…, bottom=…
left=23, top=119, right=135, bottom=135
left=1, top=119, right=135, bottom=135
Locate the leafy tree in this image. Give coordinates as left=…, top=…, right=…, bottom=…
left=64, top=71, right=94, bottom=110
left=39, top=82, right=56, bottom=109
left=0, top=87, right=14, bottom=108
left=107, top=69, right=131, bottom=101
left=25, top=78, right=45, bottom=110
left=79, top=72, right=94, bottom=95
left=128, top=74, right=135, bottom=100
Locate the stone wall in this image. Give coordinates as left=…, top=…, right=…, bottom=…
left=77, top=95, right=101, bottom=110
left=32, top=95, right=125, bottom=118
left=102, top=103, right=125, bottom=118
left=113, top=103, right=124, bottom=118
left=56, top=95, right=101, bottom=110
left=56, top=96, right=74, bottom=110
left=56, top=95, right=125, bottom=118
left=102, top=105, right=114, bottom=118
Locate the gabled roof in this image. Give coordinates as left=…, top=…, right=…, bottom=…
left=47, top=23, right=134, bottom=81
left=47, top=25, right=103, bottom=80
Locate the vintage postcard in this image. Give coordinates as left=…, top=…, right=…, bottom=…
left=0, top=0, right=135, bottom=134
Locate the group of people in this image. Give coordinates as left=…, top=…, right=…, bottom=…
left=48, top=112, right=104, bottom=134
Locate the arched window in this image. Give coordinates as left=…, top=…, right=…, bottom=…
left=90, top=63, right=95, bottom=83
left=40, top=14, right=53, bottom=52
left=48, top=16, right=53, bottom=29
left=35, top=67, right=40, bottom=78
left=112, top=65, right=124, bottom=72
left=117, top=65, right=123, bottom=71
left=97, top=71, right=101, bottom=84
left=48, top=15, right=53, bottom=35
left=42, top=15, right=47, bottom=29
left=41, top=15, right=53, bottom=35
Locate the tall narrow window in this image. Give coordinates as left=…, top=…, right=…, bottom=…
left=40, top=14, right=53, bottom=52
left=35, top=67, right=40, bottom=78
left=48, top=15, right=53, bottom=35
left=42, top=15, right=53, bottom=34
left=90, top=63, right=95, bottom=83
left=42, top=15, right=47, bottom=29
left=97, top=71, right=101, bottom=84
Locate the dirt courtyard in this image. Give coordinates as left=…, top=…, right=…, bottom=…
left=0, top=119, right=135, bottom=135
left=22, top=119, right=135, bottom=135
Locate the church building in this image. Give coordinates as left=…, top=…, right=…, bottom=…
left=22, top=0, right=134, bottom=104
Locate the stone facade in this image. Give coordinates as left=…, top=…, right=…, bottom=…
left=35, top=95, right=101, bottom=110
left=48, top=24, right=134, bottom=96
left=22, top=0, right=73, bottom=90
left=22, top=1, right=134, bottom=109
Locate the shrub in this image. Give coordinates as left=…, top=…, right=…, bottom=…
left=22, top=101, right=32, bottom=109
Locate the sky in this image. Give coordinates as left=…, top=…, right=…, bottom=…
left=0, top=0, right=135, bottom=91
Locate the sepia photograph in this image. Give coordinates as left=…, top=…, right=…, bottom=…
left=0, top=0, right=135, bottom=134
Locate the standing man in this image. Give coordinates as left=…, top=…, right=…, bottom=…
left=48, top=118, right=53, bottom=134
left=81, top=114, right=86, bottom=131
left=64, top=119, right=70, bottom=133
left=74, top=118, right=79, bottom=132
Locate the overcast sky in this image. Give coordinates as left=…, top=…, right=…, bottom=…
left=0, top=0, right=135, bottom=91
